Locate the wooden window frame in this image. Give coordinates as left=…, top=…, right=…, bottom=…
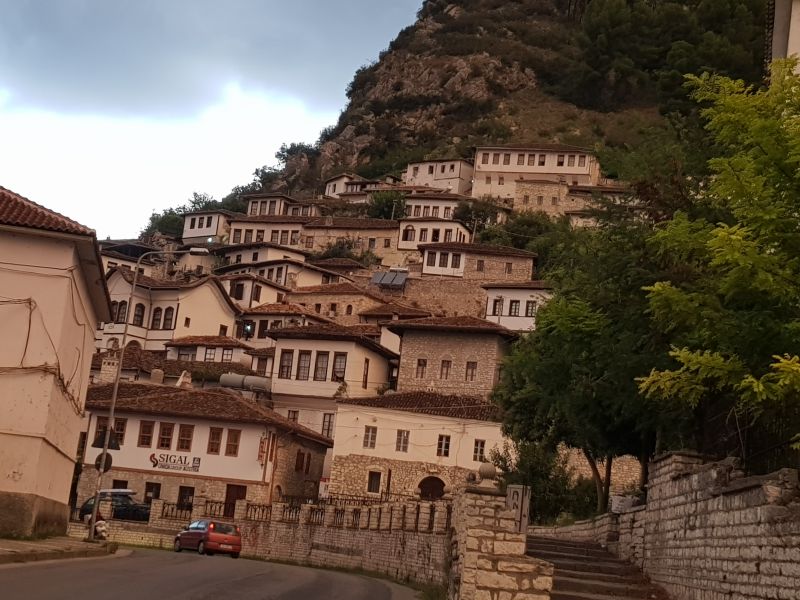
left=207, top=427, right=223, bottom=454
left=225, top=429, right=241, bottom=457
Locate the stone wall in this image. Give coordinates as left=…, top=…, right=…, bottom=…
left=561, top=447, right=643, bottom=492
left=450, top=485, right=553, bottom=600
left=361, top=276, right=488, bottom=319
left=459, top=254, right=535, bottom=283
left=529, top=452, right=800, bottom=600
left=286, top=290, right=384, bottom=326
left=397, top=331, right=505, bottom=398
left=328, top=453, right=473, bottom=497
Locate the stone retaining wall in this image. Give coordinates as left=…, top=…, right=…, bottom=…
left=529, top=452, right=800, bottom=600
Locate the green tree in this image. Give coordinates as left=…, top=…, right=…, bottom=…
left=453, top=199, right=502, bottom=235
left=366, top=191, right=406, bottom=219
left=479, top=212, right=572, bottom=275
left=639, top=61, right=800, bottom=455
left=140, top=208, right=184, bottom=238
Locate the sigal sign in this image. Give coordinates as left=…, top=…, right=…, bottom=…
left=149, top=453, right=201, bottom=472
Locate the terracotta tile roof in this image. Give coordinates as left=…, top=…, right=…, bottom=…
left=308, top=257, right=366, bottom=270
left=214, top=258, right=348, bottom=281
left=216, top=272, right=291, bottom=291
left=324, top=172, right=364, bottom=183
left=101, top=249, right=157, bottom=265
left=399, top=217, right=468, bottom=224
left=87, top=382, right=332, bottom=446
left=212, top=241, right=310, bottom=256
left=417, top=242, right=535, bottom=258
left=267, top=323, right=398, bottom=358
left=244, top=347, right=275, bottom=358
left=91, top=348, right=167, bottom=371
left=289, top=282, right=386, bottom=301
left=385, top=316, right=517, bottom=339
left=91, top=347, right=256, bottom=379
left=183, top=208, right=245, bottom=218
left=405, top=192, right=468, bottom=200
left=0, top=185, right=96, bottom=236
left=243, top=302, right=331, bottom=319
left=480, top=280, right=553, bottom=290
left=346, top=324, right=381, bottom=337
left=165, top=336, right=252, bottom=349
left=475, top=143, right=591, bottom=153
left=305, top=217, right=398, bottom=230
left=338, top=391, right=500, bottom=422
left=358, top=301, right=432, bottom=319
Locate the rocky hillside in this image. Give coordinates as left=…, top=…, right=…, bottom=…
left=266, top=0, right=766, bottom=196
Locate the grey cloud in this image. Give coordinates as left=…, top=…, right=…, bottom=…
left=0, top=0, right=420, bottom=117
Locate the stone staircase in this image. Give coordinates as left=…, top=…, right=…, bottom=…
left=526, top=536, right=668, bottom=600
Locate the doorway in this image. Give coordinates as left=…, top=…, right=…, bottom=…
left=224, top=484, right=247, bottom=518
left=418, top=476, right=445, bottom=500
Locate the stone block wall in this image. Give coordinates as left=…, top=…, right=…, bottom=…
left=529, top=452, right=800, bottom=600
left=450, top=486, right=553, bottom=600
left=286, top=290, right=383, bottom=326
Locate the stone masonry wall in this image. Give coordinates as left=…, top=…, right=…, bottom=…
left=286, top=290, right=384, bottom=326
left=328, top=454, right=474, bottom=497
left=529, top=452, right=800, bottom=600
left=561, top=447, right=643, bottom=492
left=397, top=331, right=505, bottom=399
left=460, top=254, right=535, bottom=282
left=357, top=276, right=488, bottom=319
left=450, top=485, right=553, bottom=600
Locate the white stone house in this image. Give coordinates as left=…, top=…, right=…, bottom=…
left=77, top=381, right=332, bottom=511
left=417, top=242, right=536, bottom=282
left=243, top=193, right=320, bottom=218
left=98, top=269, right=241, bottom=351
left=397, top=217, right=471, bottom=254
left=405, top=192, right=465, bottom=221
left=218, top=273, right=290, bottom=311
left=0, top=186, right=111, bottom=536
left=324, top=172, right=362, bottom=199
left=481, top=281, right=553, bottom=331
left=228, top=215, right=313, bottom=248
left=403, top=159, right=474, bottom=195
left=182, top=209, right=243, bottom=244
left=164, top=335, right=253, bottom=367
left=216, top=258, right=345, bottom=290
left=328, top=392, right=504, bottom=499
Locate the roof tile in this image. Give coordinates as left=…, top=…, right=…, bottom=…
left=338, top=391, right=500, bottom=422
left=0, top=186, right=95, bottom=236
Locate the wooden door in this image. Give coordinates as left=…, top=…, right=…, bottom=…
left=224, top=484, right=247, bottom=518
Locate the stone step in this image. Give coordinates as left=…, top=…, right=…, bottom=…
left=528, top=536, right=603, bottom=551
left=525, top=548, right=631, bottom=567
left=554, top=575, right=652, bottom=598
left=527, top=541, right=611, bottom=558
left=532, top=555, right=641, bottom=577
left=551, top=590, right=660, bottom=600
left=556, top=569, right=647, bottom=585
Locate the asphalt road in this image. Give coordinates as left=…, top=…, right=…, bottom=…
left=0, top=548, right=420, bottom=600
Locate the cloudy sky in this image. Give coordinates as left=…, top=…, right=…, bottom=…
left=0, top=0, right=421, bottom=239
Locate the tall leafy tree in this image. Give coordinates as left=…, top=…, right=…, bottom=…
left=366, top=191, right=406, bottom=219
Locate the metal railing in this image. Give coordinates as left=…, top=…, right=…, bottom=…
left=332, top=508, right=345, bottom=527
left=161, top=502, right=192, bottom=521
left=246, top=503, right=272, bottom=521
left=308, top=507, right=325, bottom=525
left=350, top=508, right=362, bottom=528
left=282, top=505, right=301, bottom=523
left=204, top=501, right=235, bottom=518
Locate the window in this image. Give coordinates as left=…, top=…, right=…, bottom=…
left=551, top=196, right=558, bottom=206
left=290, top=231, right=300, bottom=245
left=206, top=216, right=212, bottom=227
left=332, top=352, right=347, bottom=381
left=189, top=217, right=196, bottom=229
left=416, top=358, right=427, bottom=379
left=150, top=307, right=162, bottom=329
left=428, top=165, right=435, bottom=174
left=432, top=206, right=439, bottom=217
left=177, top=348, right=195, bottom=361
left=568, top=154, right=575, bottom=167
left=498, top=176, right=505, bottom=185
left=439, top=252, right=449, bottom=268
left=523, top=195, right=530, bottom=205
left=383, top=238, right=391, bottom=248
left=517, top=153, right=525, bottom=166
left=557, top=154, right=565, bottom=167
left=451, top=253, right=461, bottom=269
left=485, top=176, right=491, bottom=185
left=305, top=236, right=314, bottom=249
left=426, top=251, right=436, bottom=267
left=505, top=262, right=513, bottom=274
left=322, top=413, right=334, bottom=439
left=268, top=200, right=277, bottom=215
left=225, top=429, right=241, bottom=456
left=466, top=361, right=477, bottom=381
left=97, top=417, right=127, bottom=446
left=362, top=358, right=370, bottom=389
left=423, top=206, right=430, bottom=217
left=287, top=410, right=299, bottom=422
left=280, top=231, right=289, bottom=245
left=138, top=421, right=154, bottom=447
left=132, top=303, right=145, bottom=327
left=440, top=164, right=445, bottom=174
left=437, top=435, right=451, bottom=457
left=235, top=254, right=242, bottom=264
left=304, top=453, right=311, bottom=474
left=329, top=303, right=338, bottom=315
left=271, top=231, right=279, bottom=243
left=538, top=154, right=546, bottom=166
left=509, top=300, right=520, bottom=316
left=184, top=317, right=191, bottom=327
left=232, top=229, right=242, bottom=243
left=163, top=307, right=174, bottom=329
left=525, top=300, right=537, bottom=317
left=204, top=347, right=216, bottom=362
left=256, top=230, right=264, bottom=242
left=257, top=320, right=269, bottom=339
left=413, top=205, right=421, bottom=217
left=503, top=153, right=511, bottom=165
left=412, top=166, right=419, bottom=176
left=367, top=471, right=381, bottom=493
left=207, top=427, right=223, bottom=454
left=492, top=298, right=503, bottom=316
left=158, top=423, right=174, bottom=450
left=396, top=430, right=409, bottom=452
left=144, top=482, right=161, bottom=505
left=476, top=260, right=485, bottom=272
left=492, top=152, right=500, bottom=164
left=177, top=425, right=194, bottom=452
left=294, top=450, right=305, bottom=471
left=296, top=351, right=311, bottom=380
left=440, top=360, right=451, bottom=380
left=112, top=479, right=128, bottom=490
left=444, top=229, right=453, bottom=242
left=528, top=153, right=536, bottom=166
left=578, top=155, right=586, bottom=167
left=314, top=303, right=321, bottom=313
left=402, top=226, right=415, bottom=242
left=346, top=305, right=353, bottom=315
left=314, top=352, right=329, bottom=381
left=473, top=439, right=486, bottom=462
left=363, top=426, right=377, bottom=449
left=481, top=152, right=489, bottom=164
left=278, top=350, right=294, bottom=378
left=115, top=300, right=127, bottom=323
left=222, top=348, right=233, bottom=362
left=368, top=238, right=376, bottom=250
left=537, top=195, right=544, bottom=206
left=244, top=230, right=253, bottom=243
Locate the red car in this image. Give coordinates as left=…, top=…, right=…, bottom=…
left=174, top=519, right=242, bottom=558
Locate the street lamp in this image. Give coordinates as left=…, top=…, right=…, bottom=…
left=87, top=247, right=210, bottom=541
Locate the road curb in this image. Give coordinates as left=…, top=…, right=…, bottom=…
left=0, top=545, right=113, bottom=565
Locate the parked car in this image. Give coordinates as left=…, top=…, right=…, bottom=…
left=78, top=489, right=151, bottom=522
left=174, top=520, right=241, bottom=558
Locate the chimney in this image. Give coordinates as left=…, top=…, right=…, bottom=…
left=324, top=216, right=333, bottom=227
left=99, top=356, right=119, bottom=383
left=175, top=370, right=193, bottom=389
left=150, top=368, right=165, bottom=385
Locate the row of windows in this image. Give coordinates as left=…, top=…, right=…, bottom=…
left=415, top=359, right=478, bottom=381
left=411, top=162, right=458, bottom=176
left=401, top=226, right=461, bottom=243
left=96, top=418, right=241, bottom=456
left=177, top=347, right=234, bottom=362
left=408, top=205, right=453, bottom=219
left=480, top=151, right=587, bottom=168
left=521, top=195, right=560, bottom=206
left=109, top=302, right=177, bottom=330
left=277, top=350, right=370, bottom=388
left=362, top=426, right=486, bottom=461
left=286, top=410, right=335, bottom=439
left=232, top=228, right=301, bottom=245
left=424, top=251, right=462, bottom=269
left=187, top=215, right=213, bottom=230
left=490, top=298, right=539, bottom=317
left=248, top=200, right=313, bottom=217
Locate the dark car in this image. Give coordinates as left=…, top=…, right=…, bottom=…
left=79, top=489, right=151, bottom=522
left=174, top=520, right=242, bottom=558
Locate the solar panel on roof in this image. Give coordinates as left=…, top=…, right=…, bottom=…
left=382, top=272, right=399, bottom=285
left=370, top=272, right=383, bottom=284
left=391, top=273, right=408, bottom=288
